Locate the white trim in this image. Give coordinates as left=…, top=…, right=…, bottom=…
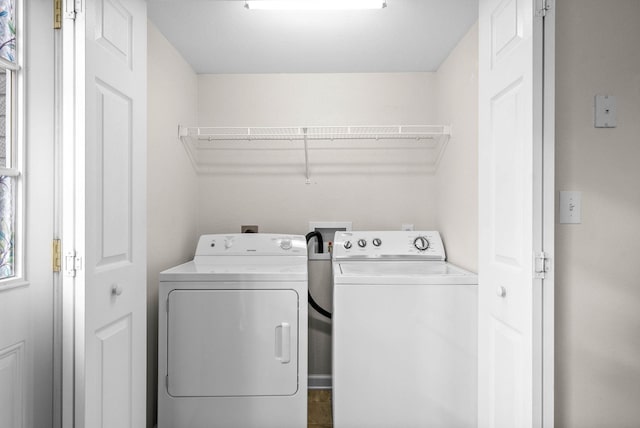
left=533, top=3, right=546, bottom=423
left=0, top=167, right=20, bottom=176
left=0, top=57, right=19, bottom=71
left=52, top=7, right=65, bottom=428
left=60, top=2, right=77, bottom=426
left=308, top=374, right=332, bottom=389
left=15, top=0, right=26, bottom=283
left=542, top=2, right=556, bottom=426
left=0, top=278, right=28, bottom=291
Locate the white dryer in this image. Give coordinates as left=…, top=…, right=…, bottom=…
left=332, top=231, right=477, bottom=428
left=158, top=233, right=308, bottom=428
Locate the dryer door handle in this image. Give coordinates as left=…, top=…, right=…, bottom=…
left=275, top=322, right=291, bottom=364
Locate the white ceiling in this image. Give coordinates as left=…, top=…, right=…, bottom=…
left=147, top=0, right=478, bottom=74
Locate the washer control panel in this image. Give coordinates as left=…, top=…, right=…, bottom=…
left=333, top=231, right=446, bottom=260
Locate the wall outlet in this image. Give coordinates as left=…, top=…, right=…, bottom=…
left=241, top=225, right=259, bottom=233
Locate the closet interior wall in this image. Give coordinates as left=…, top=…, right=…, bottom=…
left=146, top=22, right=199, bottom=428
left=146, top=21, right=479, bottom=428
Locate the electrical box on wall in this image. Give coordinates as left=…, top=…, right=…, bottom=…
left=308, top=221, right=352, bottom=260
left=594, top=95, right=617, bottom=128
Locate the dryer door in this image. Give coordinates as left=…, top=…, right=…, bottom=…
left=166, top=288, right=299, bottom=397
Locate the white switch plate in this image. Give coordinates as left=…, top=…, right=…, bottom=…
left=559, top=191, right=582, bottom=224
left=594, top=95, right=617, bottom=128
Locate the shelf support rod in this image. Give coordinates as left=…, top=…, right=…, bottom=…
left=303, top=127, right=310, bottom=184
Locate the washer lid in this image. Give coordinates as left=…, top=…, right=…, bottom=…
left=334, top=261, right=477, bottom=285
left=339, top=261, right=469, bottom=275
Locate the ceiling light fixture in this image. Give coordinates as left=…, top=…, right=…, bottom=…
left=244, top=0, right=387, bottom=11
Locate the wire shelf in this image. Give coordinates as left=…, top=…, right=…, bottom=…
left=178, top=125, right=451, bottom=181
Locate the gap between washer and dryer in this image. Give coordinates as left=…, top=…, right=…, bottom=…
left=308, top=390, right=333, bottom=427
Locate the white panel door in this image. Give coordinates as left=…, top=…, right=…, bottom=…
left=478, top=0, right=545, bottom=427
left=62, top=0, right=146, bottom=427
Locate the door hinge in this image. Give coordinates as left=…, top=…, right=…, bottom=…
left=536, top=0, right=552, bottom=17
left=63, top=0, right=80, bottom=20
left=52, top=239, right=62, bottom=272
left=534, top=252, right=550, bottom=279
left=64, top=251, right=83, bottom=277
left=54, top=0, right=62, bottom=29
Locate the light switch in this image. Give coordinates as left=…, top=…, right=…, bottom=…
left=594, top=95, right=617, bottom=128
left=559, top=191, right=582, bottom=224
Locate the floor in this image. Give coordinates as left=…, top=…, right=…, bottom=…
left=308, top=389, right=333, bottom=428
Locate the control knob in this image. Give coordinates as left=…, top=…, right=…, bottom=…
left=413, top=236, right=430, bottom=251
left=357, top=239, right=367, bottom=248
left=372, top=238, right=382, bottom=247
left=280, top=239, right=292, bottom=250
left=343, top=241, right=353, bottom=250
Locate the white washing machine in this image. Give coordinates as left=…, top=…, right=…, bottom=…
left=332, top=231, right=477, bottom=428
left=158, top=233, right=308, bottom=428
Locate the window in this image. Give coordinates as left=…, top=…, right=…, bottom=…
left=0, top=0, right=18, bottom=281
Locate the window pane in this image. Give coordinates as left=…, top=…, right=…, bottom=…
left=0, top=175, right=14, bottom=279
left=0, top=0, right=15, bottom=63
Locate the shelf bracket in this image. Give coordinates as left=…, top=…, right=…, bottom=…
left=303, top=127, right=310, bottom=184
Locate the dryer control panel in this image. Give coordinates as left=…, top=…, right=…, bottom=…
left=194, top=233, right=307, bottom=260
left=333, top=231, right=446, bottom=261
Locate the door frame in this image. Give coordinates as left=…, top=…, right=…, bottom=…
left=59, top=1, right=76, bottom=425
left=534, top=2, right=557, bottom=426
left=541, top=2, right=555, bottom=426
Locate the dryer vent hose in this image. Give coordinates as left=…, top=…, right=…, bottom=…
left=305, top=231, right=332, bottom=319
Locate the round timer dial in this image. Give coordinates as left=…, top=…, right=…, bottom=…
left=280, top=239, right=292, bottom=250
left=413, top=236, right=430, bottom=251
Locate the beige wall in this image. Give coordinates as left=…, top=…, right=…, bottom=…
left=146, top=22, right=199, bottom=428
left=195, top=73, right=442, bottom=234
left=556, top=1, right=640, bottom=426
left=435, top=23, right=479, bottom=272
left=197, top=73, right=438, bottom=126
